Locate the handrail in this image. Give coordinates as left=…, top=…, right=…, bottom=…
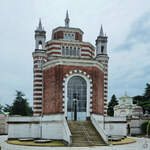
left=63, top=118, right=72, bottom=145
left=91, top=114, right=108, bottom=144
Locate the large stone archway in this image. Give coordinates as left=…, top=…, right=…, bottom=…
left=62, top=70, right=93, bottom=120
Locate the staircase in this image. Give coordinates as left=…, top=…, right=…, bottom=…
left=68, top=120, right=106, bottom=147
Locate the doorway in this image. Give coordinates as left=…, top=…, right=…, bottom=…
left=67, top=76, right=87, bottom=120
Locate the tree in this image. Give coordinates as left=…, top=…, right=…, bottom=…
left=141, top=121, right=148, bottom=135
left=3, top=91, right=33, bottom=116
left=133, top=83, right=150, bottom=114
left=143, top=83, right=150, bottom=100
left=0, top=104, right=3, bottom=113
left=3, top=104, right=12, bottom=114
left=147, top=121, right=150, bottom=136
left=107, top=94, right=118, bottom=116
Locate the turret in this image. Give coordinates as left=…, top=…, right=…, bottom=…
left=32, top=19, right=47, bottom=116
left=96, top=25, right=108, bottom=56
left=35, top=19, right=46, bottom=50
left=95, top=25, right=109, bottom=116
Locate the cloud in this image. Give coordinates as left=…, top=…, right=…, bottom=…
left=109, top=12, right=150, bottom=100
left=0, top=0, right=150, bottom=106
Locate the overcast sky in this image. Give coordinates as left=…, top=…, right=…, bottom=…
left=0, top=0, right=150, bottom=106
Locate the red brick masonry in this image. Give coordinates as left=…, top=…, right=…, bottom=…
left=43, top=65, right=104, bottom=115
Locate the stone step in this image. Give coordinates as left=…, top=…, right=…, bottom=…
left=67, top=120, right=105, bottom=146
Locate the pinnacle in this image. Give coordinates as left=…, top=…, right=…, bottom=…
left=65, top=10, right=70, bottom=28
left=99, top=25, right=104, bottom=36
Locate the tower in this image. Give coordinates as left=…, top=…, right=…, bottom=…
left=96, top=25, right=109, bottom=115
left=32, top=19, right=47, bottom=116
left=35, top=19, right=46, bottom=50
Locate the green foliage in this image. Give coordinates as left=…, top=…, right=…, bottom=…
left=133, top=95, right=143, bottom=104
left=144, top=83, right=150, bottom=100
left=3, top=91, right=33, bottom=116
left=133, top=83, right=150, bottom=114
left=0, top=104, right=3, bottom=113
left=147, top=121, right=150, bottom=136
left=141, top=121, right=148, bottom=135
left=107, top=94, right=118, bottom=116
left=3, top=104, right=12, bottom=114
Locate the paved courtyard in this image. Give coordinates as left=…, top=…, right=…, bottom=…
left=0, top=135, right=150, bottom=150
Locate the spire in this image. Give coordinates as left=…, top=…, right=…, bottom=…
left=36, top=18, right=43, bottom=31
left=65, top=10, right=70, bottom=28
left=99, top=25, right=104, bottom=36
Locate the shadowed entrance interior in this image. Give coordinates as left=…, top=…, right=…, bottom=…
left=67, top=76, right=87, bottom=120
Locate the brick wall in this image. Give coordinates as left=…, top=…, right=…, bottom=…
left=43, top=65, right=104, bottom=115
left=75, top=32, right=82, bottom=41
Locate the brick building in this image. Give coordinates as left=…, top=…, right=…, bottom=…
left=33, top=11, right=109, bottom=120
left=8, top=13, right=129, bottom=143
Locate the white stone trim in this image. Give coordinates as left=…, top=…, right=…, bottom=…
left=104, top=80, right=108, bottom=83
left=62, top=70, right=93, bottom=118
left=104, top=89, right=108, bottom=92
left=34, top=104, right=42, bottom=107
left=34, top=63, right=39, bottom=65
left=43, top=58, right=104, bottom=72
left=34, top=77, right=42, bottom=80
left=34, top=72, right=42, bottom=76
left=47, top=49, right=61, bottom=54
left=81, top=47, right=91, bottom=50
left=34, top=82, right=42, bottom=85
left=47, top=45, right=60, bottom=49
left=33, top=113, right=41, bottom=116
left=34, top=91, right=42, bottom=94
left=33, top=108, right=42, bottom=112
left=34, top=68, right=42, bottom=71
left=34, top=86, right=42, bottom=89
left=80, top=55, right=90, bottom=58
left=34, top=100, right=42, bottom=103
left=81, top=51, right=90, bottom=55
left=33, top=95, right=42, bottom=98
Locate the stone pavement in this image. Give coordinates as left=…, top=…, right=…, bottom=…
left=0, top=135, right=150, bottom=150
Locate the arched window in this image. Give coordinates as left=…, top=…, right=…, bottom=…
left=39, top=41, right=42, bottom=49
left=67, top=76, right=87, bottom=120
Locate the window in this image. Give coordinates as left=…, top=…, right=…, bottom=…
left=77, top=48, right=80, bottom=56
left=70, top=47, right=73, bottom=56
left=62, top=46, right=80, bottom=57
left=38, top=41, right=43, bottom=49
left=62, top=46, right=65, bottom=55
left=73, top=47, right=76, bottom=56
left=67, top=76, right=87, bottom=112
left=101, top=46, right=104, bottom=54
left=64, top=32, right=75, bottom=40
left=66, top=47, right=69, bottom=55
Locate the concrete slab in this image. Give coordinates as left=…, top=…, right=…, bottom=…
left=0, top=135, right=150, bottom=150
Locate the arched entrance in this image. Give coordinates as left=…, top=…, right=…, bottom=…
left=67, top=76, right=87, bottom=120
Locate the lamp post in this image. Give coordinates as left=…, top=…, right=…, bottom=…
left=73, top=98, right=77, bottom=121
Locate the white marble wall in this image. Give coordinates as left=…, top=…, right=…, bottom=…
left=8, top=114, right=72, bottom=144
left=0, top=114, right=8, bottom=135
left=104, top=116, right=127, bottom=137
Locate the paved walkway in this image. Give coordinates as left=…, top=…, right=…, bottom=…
left=0, top=135, right=150, bottom=150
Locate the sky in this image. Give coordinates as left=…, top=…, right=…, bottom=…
left=0, top=0, right=150, bottom=106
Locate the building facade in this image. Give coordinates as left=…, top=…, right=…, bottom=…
left=114, top=94, right=143, bottom=117
left=8, top=13, right=130, bottom=143
left=32, top=12, right=109, bottom=120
